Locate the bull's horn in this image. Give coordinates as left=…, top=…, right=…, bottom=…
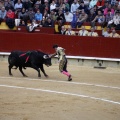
left=48, top=54, right=52, bottom=58
left=43, top=55, right=48, bottom=59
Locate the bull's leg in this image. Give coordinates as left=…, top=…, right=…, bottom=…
left=31, top=64, right=41, bottom=78
left=19, top=66, right=27, bottom=77
left=8, top=64, right=13, bottom=76
left=40, top=65, right=48, bottom=77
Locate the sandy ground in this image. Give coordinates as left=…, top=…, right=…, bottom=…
left=0, top=61, right=120, bottom=120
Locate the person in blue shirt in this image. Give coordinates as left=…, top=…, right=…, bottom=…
left=71, top=10, right=80, bottom=28
left=35, top=9, right=42, bottom=22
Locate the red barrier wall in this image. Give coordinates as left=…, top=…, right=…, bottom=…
left=0, top=32, right=120, bottom=58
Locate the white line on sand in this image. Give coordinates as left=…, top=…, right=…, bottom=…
left=0, top=77, right=120, bottom=90
left=0, top=84, right=120, bottom=105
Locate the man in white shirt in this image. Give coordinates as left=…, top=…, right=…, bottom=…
left=50, top=0, right=56, bottom=11
left=27, top=19, right=39, bottom=32
left=109, top=28, right=120, bottom=38
left=64, top=9, right=73, bottom=22
left=61, top=25, right=66, bottom=35
left=14, top=0, right=23, bottom=10
left=78, top=26, right=88, bottom=36
left=71, top=0, right=80, bottom=13
left=102, top=28, right=110, bottom=37
left=88, top=27, right=98, bottom=37
left=65, top=26, right=76, bottom=35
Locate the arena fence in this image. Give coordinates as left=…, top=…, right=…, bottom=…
left=0, top=32, right=120, bottom=68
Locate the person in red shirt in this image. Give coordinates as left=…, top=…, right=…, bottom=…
left=96, top=0, right=105, bottom=8
left=6, top=8, right=15, bottom=29
left=6, top=8, right=15, bottom=19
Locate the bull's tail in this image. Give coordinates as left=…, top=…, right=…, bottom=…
left=8, top=54, right=16, bottom=65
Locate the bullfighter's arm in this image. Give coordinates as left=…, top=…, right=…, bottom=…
left=50, top=53, right=57, bottom=58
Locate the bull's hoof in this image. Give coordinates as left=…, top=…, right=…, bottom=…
left=68, top=75, right=72, bottom=81
left=45, top=75, right=49, bottom=78
left=23, top=75, right=28, bottom=77
left=9, top=73, right=13, bottom=76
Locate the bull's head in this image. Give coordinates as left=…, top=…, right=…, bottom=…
left=43, top=55, right=52, bottom=67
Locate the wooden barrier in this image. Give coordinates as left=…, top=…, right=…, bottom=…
left=0, top=32, right=120, bottom=58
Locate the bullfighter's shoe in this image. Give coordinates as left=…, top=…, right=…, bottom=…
left=68, top=75, right=72, bottom=81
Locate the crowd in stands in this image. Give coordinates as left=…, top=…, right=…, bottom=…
left=0, top=0, right=120, bottom=37
left=61, top=25, right=120, bottom=37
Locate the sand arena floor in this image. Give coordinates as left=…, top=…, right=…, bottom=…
left=0, top=61, right=120, bottom=120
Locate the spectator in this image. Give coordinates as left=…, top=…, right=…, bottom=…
left=19, top=20, right=26, bottom=26
left=113, top=1, right=119, bottom=11
left=104, top=4, right=114, bottom=16
left=91, top=5, right=99, bottom=15
left=18, top=7, right=28, bottom=24
left=111, top=0, right=116, bottom=6
left=49, top=9, right=57, bottom=22
left=64, top=0, right=70, bottom=11
left=56, top=9, right=65, bottom=23
left=27, top=19, right=39, bottom=32
left=102, top=27, right=110, bottom=37
left=115, top=12, right=120, bottom=30
left=116, top=5, right=120, bottom=13
left=103, top=9, right=114, bottom=28
left=99, top=1, right=109, bottom=12
left=6, top=8, right=15, bottom=19
left=54, top=4, right=60, bottom=14
left=44, top=17, right=54, bottom=27
left=44, top=0, right=50, bottom=13
left=78, top=26, right=88, bottom=36
left=71, top=0, right=80, bottom=13
left=33, top=3, right=40, bottom=13
left=57, top=20, right=63, bottom=33
left=50, top=0, right=56, bottom=11
left=77, top=9, right=88, bottom=28
left=0, top=7, right=7, bottom=24
left=96, top=0, right=105, bottom=9
left=89, top=0, right=98, bottom=9
left=88, top=27, right=98, bottom=37
left=39, top=17, right=46, bottom=27
left=23, top=0, right=32, bottom=11
left=83, top=0, right=90, bottom=6
left=43, top=9, right=49, bottom=20
left=35, top=0, right=41, bottom=5
left=60, top=25, right=66, bottom=35
left=0, top=0, right=4, bottom=10
left=4, top=0, right=14, bottom=11
left=14, top=0, right=23, bottom=11
left=78, top=1, right=89, bottom=14
left=87, top=9, right=96, bottom=22
left=35, top=9, right=42, bottom=22
left=6, top=8, right=15, bottom=29
left=38, top=2, right=45, bottom=15
left=64, top=8, right=73, bottom=22
left=27, top=8, right=35, bottom=22
left=60, top=3, right=66, bottom=12
left=71, top=9, right=79, bottom=28
left=91, top=10, right=105, bottom=28
left=65, top=26, right=76, bottom=35
left=108, top=11, right=120, bottom=28
left=109, top=28, right=120, bottom=38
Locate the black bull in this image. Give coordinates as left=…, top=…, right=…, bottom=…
left=8, top=50, right=52, bottom=78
